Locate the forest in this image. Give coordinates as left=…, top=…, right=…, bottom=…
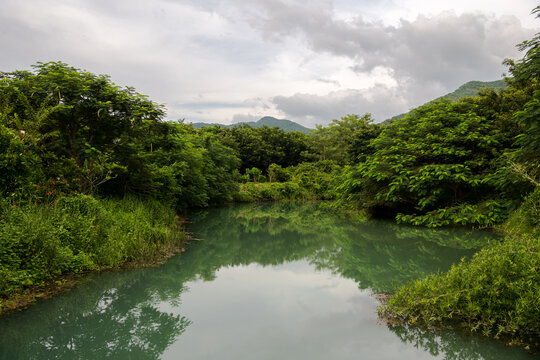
left=0, top=9, right=539, bottom=349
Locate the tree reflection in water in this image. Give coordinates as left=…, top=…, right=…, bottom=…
left=387, top=323, right=531, bottom=360
left=0, top=202, right=508, bottom=359
left=0, top=269, right=191, bottom=359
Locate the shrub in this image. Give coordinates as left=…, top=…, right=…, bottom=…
left=380, top=234, right=539, bottom=347
left=0, top=195, right=185, bottom=302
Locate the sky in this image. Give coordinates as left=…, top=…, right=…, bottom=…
left=0, top=0, right=538, bottom=128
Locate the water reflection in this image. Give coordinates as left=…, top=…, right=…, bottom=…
left=186, top=202, right=489, bottom=293
left=387, top=324, right=528, bottom=360
left=0, top=270, right=191, bottom=359
left=0, top=201, right=528, bottom=360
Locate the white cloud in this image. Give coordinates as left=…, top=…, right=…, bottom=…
left=0, top=0, right=537, bottom=126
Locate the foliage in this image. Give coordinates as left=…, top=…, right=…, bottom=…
left=211, top=124, right=308, bottom=174
left=380, top=233, right=539, bottom=347
left=305, top=114, right=381, bottom=164
left=512, top=90, right=540, bottom=181
left=124, top=122, right=240, bottom=209
left=268, top=163, right=290, bottom=182
left=0, top=63, right=241, bottom=209
left=337, top=100, right=525, bottom=227
left=0, top=62, right=165, bottom=194
left=243, top=167, right=264, bottom=183
left=501, top=187, right=540, bottom=238
left=0, top=124, right=38, bottom=197
left=0, top=195, right=185, bottom=302
left=288, top=160, right=343, bottom=199
left=437, top=80, right=508, bottom=102
left=238, top=161, right=343, bottom=201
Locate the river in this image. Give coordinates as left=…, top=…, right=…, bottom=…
left=0, top=202, right=533, bottom=359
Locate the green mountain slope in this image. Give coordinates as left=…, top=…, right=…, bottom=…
left=437, top=80, right=507, bottom=101
left=190, top=116, right=312, bottom=133
left=383, top=80, right=508, bottom=124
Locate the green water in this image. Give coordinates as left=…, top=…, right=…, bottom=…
left=0, top=202, right=534, bottom=359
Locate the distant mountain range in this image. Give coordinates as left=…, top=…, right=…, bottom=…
left=190, top=80, right=508, bottom=131
left=385, top=80, right=508, bottom=124
left=190, top=116, right=312, bottom=134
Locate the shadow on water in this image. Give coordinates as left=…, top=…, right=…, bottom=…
left=0, top=202, right=531, bottom=359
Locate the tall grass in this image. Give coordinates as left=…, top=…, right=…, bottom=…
left=0, top=195, right=185, bottom=303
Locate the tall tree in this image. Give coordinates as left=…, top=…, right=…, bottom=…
left=306, top=114, right=381, bottom=165
left=0, top=62, right=165, bottom=193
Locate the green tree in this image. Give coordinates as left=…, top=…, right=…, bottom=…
left=0, top=125, right=38, bottom=197
left=503, top=7, right=540, bottom=183
left=213, top=125, right=308, bottom=174
left=306, top=114, right=381, bottom=164
left=0, top=62, right=165, bottom=194
left=337, top=100, right=517, bottom=227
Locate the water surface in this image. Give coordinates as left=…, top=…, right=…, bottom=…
left=0, top=202, right=533, bottom=359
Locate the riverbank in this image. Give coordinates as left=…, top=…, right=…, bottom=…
left=379, top=188, right=540, bottom=350
left=0, top=195, right=188, bottom=315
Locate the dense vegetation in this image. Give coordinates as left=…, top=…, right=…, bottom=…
left=0, top=61, right=360, bottom=310
left=0, top=62, right=243, bottom=310
left=0, top=196, right=183, bottom=304
left=0, top=6, right=539, bottom=349
left=437, top=80, right=508, bottom=102
left=380, top=192, right=539, bottom=347
left=377, top=8, right=540, bottom=348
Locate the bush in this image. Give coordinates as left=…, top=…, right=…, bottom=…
left=380, top=233, right=539, bottom=347
left=0, top=125, right=37, bottom=197
left=0, top=195, right=185, bottom=302
left=502, top=187, right=540, bottom=237
left=236, top=182, right=307, bottom=202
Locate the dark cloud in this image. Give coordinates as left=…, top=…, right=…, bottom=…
left=230, top=1, right=533, bottom=88
left=229, top=1, right=536, bottom=125
left=273, top=85, right=409, bottom=125
left=0, top=0, right=537, bottom=127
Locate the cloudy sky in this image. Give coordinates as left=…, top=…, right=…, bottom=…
left=0, top=0, right=538, bottom=127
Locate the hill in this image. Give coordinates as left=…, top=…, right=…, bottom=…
left=436, top=80, right=507, bottom=102
left=190, top=116, right=312, bottom=134
left=383, top=80, right=508, bottom=124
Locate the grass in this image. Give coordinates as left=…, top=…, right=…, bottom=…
left=0, top=195, right=186, bottom=313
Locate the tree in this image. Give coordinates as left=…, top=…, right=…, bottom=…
left=0, top=125, right=37, bottom=197
left=337, top=100, right=516, bottom=227
left=0, top=62, right=165, bottom=194
left=213, top=125, right=308, bottom=174
left=504, top=6, right=540, bottom=183
left=306, top=114, right=381, bottom=165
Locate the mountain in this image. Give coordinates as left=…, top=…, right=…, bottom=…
left=383, top=80, right=508, bottom=125
left=436, top=80, right=507, bottom=102
left=190, top=116, right=312, bottom=133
